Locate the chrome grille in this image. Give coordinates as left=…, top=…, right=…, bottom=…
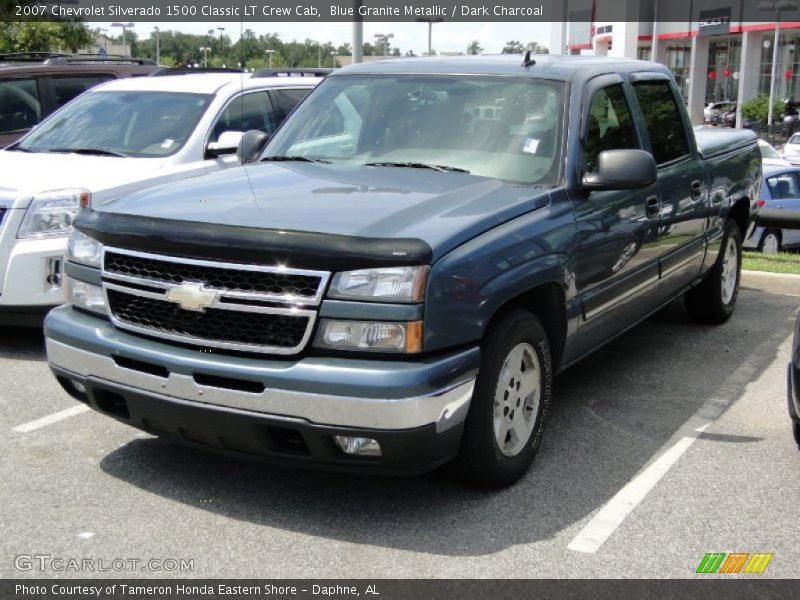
left=101, top=247, right=330, bottom=354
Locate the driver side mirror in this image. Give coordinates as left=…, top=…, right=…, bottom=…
left=205, top=131, right=244, bottom=158
left=582, top=149, right=657, bottom=191
left=236, top=129, right=270, bottom=165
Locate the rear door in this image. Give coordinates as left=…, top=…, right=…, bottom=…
left=630, top=75, right=708, bottom=295
left=0, top=75, right=43, bottom=146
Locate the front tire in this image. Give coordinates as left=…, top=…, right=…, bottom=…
left=455, top=309, right=552, bottom=487
left=684, top=220, right=742, bottom=324
left=760, top=229, right=781, bottom=254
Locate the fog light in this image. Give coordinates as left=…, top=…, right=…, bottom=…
left=71, top=380, right=86, bottom=395
left=333, top=435, right=382, bottom=457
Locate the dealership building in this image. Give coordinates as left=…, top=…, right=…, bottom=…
left=549, top=0, right=800, bottom=126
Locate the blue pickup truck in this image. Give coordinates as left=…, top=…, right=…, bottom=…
left=44, top=56, right=760, bottom=487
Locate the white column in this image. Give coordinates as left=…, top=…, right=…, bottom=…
left=549, top=22, right=567, bottom=55
left=687, top=35, right=711, bottom=125
left=609, top=22, right=640, bottom=59
left=736, top=30, right=763, bottom=128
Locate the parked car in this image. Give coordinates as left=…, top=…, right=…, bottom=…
left=704, top=101, right=735, bottom=125
left=744, top=165, right=800, bottom=253
left=782, top=133, right=800, bottom=165
left=45, top=55, right=759, bottom=487
left=788, top=315, right=800, bottom=449
left=0, top=53, right=158, bottom=147
left=758, top=139, right=791, bottom=167
left=0, top=71, right=322, bottom=324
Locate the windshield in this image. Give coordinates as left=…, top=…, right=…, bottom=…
left=759, top=142, right=781, bottom=160
left=790, top=134, right=800, bottom=145
left=263, top=74, right=565, bottom=184
left=17, top=91, right=213, bottom=157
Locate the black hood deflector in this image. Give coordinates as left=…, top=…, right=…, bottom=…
left=75, top=209, right=433, bottom=270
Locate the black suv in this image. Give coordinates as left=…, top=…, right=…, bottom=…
left=0, top=53, right=158, bottom=147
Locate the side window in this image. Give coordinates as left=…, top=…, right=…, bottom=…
left=583, top=84, right=638, bottom=173
left=210, top=91, right=278, bottom=142
left=0, top=78, right=41, bottom=134
left=271, top=88, right=310, bottom=119
left=633, top=81, right=690, bottom=165
left=50, top=75, right=106, bottom=108
left=767, top=173, right=800, bottom=199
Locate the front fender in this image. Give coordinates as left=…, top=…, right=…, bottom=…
left=424, top=203, right=577, bottom=352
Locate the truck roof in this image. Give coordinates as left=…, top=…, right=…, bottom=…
left=333, top=54, right=671, bottom=82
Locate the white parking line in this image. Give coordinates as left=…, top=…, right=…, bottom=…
left=567, top=325, right=794, bottom=554
left=12, top=405, right=90, bottom=433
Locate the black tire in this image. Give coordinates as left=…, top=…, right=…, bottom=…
left=684, top=220, right=742, bottom=325
left=455, top=309, right=552, bottom=488
left=793, top=421, right=800, bottom=450
left=759, top=229, right=782, bottom=254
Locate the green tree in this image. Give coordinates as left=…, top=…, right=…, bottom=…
left=741, top=94, right=787, bottom=125
left=467, top=41, right=483, bottom=55
left=501, top=40, right=525, bottom=54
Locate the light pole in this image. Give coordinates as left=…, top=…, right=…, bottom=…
left=417, top=18, right=443, bottom=56
left=199, top=46, right=211, bottom=68
left=96, top=27, right=107, bottom=52
left=110, top=22, right=134, bottom=56
left=331, top=50, right=337, bottom=68
left=759, top=1, right=798, bottom=128
left=316, top=42, right=322, bottom=68
left=153, top=26, right=160, bottom=64
left=265, top=49, right=275, bottom=68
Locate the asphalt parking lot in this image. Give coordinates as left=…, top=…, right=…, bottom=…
left=2, top=271, right=800, bottom=579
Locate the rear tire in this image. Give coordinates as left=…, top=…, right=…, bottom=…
left=455, top=309, right=552, bottom=488
left=684, top=220, right=742, bottom=324
left=760, top=229, right=781, bottom=254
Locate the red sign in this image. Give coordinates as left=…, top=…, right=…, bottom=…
left=709, top=71, right=717, bottom=80
left=723, top=68, right=730, bottom=77
left=787, top=69, right=794, bottom=80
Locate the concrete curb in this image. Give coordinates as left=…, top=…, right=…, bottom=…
left=742, top=269, right=800, bottom=280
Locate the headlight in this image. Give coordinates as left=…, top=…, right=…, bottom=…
left=67, top=230, right=103, bottom=268
left=66, top=278, right=107, bottom=315
left=314, top=319, right=422, bottom=353
left=17, top=189, right=90, bottom=239
left=328, top=266, right=428, bottom=303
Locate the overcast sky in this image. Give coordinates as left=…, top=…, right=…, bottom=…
left=95, top=21, right=552, bottom=55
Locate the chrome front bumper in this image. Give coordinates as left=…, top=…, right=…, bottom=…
left=45, top=307, right=478, bottom=433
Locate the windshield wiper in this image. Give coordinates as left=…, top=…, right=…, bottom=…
left=47, top=148, right=128, bottom=158
left=364, top=161, right=470, bottom=174
left=261, top=155, right=331, bottom=163
left=5, top=145, right=36, bottom=153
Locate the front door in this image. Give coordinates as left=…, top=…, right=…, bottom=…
left=571, top=77, right=662, bottom=356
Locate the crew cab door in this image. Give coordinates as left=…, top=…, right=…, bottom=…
left=629, top=75, right=708, bottom=293
left=570, top=76, right=662, bottom=355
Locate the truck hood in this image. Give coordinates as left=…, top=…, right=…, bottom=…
left=97, top=162, right=551, bottom=261
left=0, top=151, right=182, bottom=208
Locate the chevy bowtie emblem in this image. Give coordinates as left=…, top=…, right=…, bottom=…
left=165, top=281, right=219, bottom=312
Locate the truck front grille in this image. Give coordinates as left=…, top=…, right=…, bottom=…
left=101, top=247, right=330, bottom=355
left=105, top=252, right=321, bottom=299
left=106, top=290, right=310, bottom=349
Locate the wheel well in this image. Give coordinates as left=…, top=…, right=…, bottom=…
left=489, top=283, right=567, bottom=370
left=729, top=197, right=750, bottom=240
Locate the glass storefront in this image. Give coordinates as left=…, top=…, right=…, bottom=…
left=706, top=37, right=741, bottom=102
left=667, top=45, right=691, bottom=99
left=759, top=31, right=799, bottom=101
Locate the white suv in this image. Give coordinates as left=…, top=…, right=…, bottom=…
left=0, top=70, right=323, bottom=324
